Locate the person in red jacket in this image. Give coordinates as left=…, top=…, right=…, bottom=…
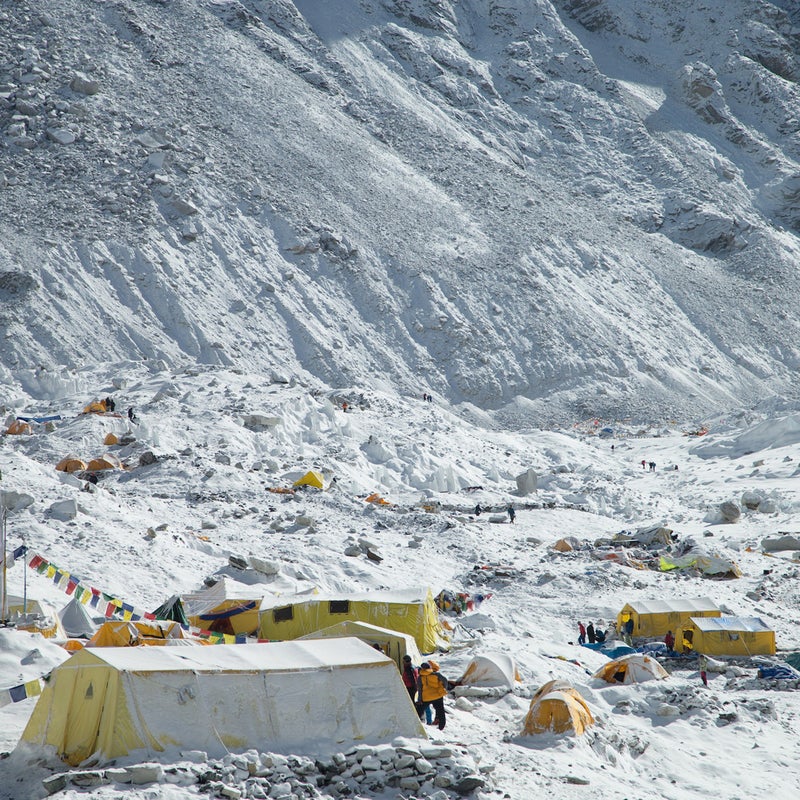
left=415, top=661, right=449, bottom=730
left=664, top=630, right=675, bottom=652
left=401, top=655, right=418, bottom=700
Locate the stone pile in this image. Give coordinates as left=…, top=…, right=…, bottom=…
left=43, top=739, right=493, bottom=799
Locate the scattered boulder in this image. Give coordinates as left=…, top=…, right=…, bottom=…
left=719, top=501, right=741, bottom=523
left=49, top=498, right=78, bottom=521
left=70, top=72, right=100, bottom=95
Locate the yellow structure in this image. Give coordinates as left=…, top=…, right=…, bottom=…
left=20, top=640, right=425, bottom=766
left=298, top=621, right=422, bottom=669
left=5, top=419, right=32, bottom=435
left=617, top=597, right=720, bottom=638
left=87, top=620, right=198, bottom=648
left=259, top=588, right=446, bottom=653
left=103, top=432, right=119, bottom=446
left=182, top=578, right=262, bottom=635
left=81, top=400, right=108, bottom=414
left=55, top=456, right=88, bottom=473
left=86, top=454, right=123, bottom=471
left=680, top=616, right=775, bottom=656
left=6, top=596, right=65, bottom=639
left=292, top=470, right=324, bottom=489
left=522, top=684, right=594, bottom=736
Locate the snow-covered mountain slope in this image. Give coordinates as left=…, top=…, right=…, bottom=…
left=1, top=0, right=800, bottom=424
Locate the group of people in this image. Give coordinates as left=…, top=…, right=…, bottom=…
left=421, top=393, right=434, bottom=403
left=577, top=621, right=607, bottom=645
left=401, top=655, right=450, bottom=730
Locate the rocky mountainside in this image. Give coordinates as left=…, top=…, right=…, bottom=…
left=2, top=0, right=800, bottom=424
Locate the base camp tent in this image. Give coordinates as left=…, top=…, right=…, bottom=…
left=259, top=588, right=447, bottom=653
left=86, top=454, right=123, bottom=471
left=679, top=616, right=776, bottom=656
left=55, top=456, right=88, bottom=473
left=293, top=470, right=324, bottom=489
left=86, top=620, right=198, bottom=648
left=182, top=578, right=263, bottom=635
left=6, top=595, right=65, bottom=639
left=593, top=653, right=669, bottom=684
left=58, top=598, right=98, bottom=639
left=456, top=653, right=519, bottom=690
left=298, top=621, right=422, bottom=669
left=522, top=683, right=594, bottom=736
left=20, top=639, right=425, bottom=766
left=617, top=598, right=720, bottom=639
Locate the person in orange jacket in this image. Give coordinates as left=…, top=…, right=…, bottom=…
left=415, top=660, right=449, bottom=730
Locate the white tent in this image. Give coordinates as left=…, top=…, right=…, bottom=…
left=593, top=653, right=669, bottom=685
left=20, top=639, right=425, bottom=765
left=298, top=620, right=423, bottom=668
left=456, top=652, right=519, bottom=690
left=58, top=597, right=98, bottom=639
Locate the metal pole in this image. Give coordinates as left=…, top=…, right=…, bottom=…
left=0, top=505, right=7, bottom=624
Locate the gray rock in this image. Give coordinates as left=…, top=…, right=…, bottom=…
left=70, top=72, right=100, bottom=95
left=49, top=498, right=78, bottom=521
left=42, top=774, right=67, bottom=795
left=126, top=764, right=164, bottom=784
left=47, top=128, right=76, bottom=144
left=139, top=450, right=158, bottom=466
left=69, top=771, right=107, bottom=788
left=453, top=775, right=486, bottom=794
left=399, top=776, right=421, bottom=791
left=720, top=501, right=741, bottom=523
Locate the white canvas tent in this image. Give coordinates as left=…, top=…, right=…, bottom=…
left=298, top=621, right=423, bottom=668
left=20, top=639, right=425, bottom=765
left=456, top=653, right=519, bottom=690
left=58, top=597, right=98, bottom=639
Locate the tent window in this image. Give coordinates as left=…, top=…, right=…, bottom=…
left=728, top=632, right=740, bottom=640
left=329, top=600, right=350, bottom=614
left=273, top=606, right=294, bottom=623
left=85, top=683, right=93, bottom=699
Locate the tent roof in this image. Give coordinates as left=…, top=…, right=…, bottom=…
left=70, top=638, right=392, bottom=673
left=58, top=598, right=98, bottom=638
left=299, top=620, right=417, bottom=641
left=182, top=577, right=264, bottom=613
left=259, top=587, right=432, bottom=610
left=624, top=597, right=718, bottom=615
left=690, top=616, right=772, bottom=632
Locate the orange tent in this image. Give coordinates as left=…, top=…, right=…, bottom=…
left=82, top=400, right=107, bottom=414
left=86, top=454, right=123, bottom=471
left=5, top=420, right=32, bottom=435
left=103, top=432, right=119, bottom=446
left=56, top=456, right=88, bottom=473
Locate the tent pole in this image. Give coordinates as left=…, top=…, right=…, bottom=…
left=0, top=505, right=7, bottom=624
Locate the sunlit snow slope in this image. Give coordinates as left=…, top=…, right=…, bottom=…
left=2, top=0, right=800, bottom=423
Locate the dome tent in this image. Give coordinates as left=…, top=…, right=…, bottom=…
left=593, top=653, right=669, bottom=684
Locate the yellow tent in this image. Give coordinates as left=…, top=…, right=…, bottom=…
left=6, top=596, right=65, bottom=639
left=86, top=454, right=123, bottom=471
left=20, top=640, right=425, bottom=766
left=617, top=597, right=720, bottom=638
left=182, top=578, right=263, bottom=636
left=679, top=616, right=775, bottom=656
left=522, top=688, right=594, bottom=736
left=103, top=432, right=119, bottom=446
left=298, top=621, right=422, bottom=669
left=292, top=470, right=324, bottom=489
left=87, top=620, right=196, bottom=648
left=593, top=653, right=669, bottom=684
left=259, top=588, right=447, bottom=653
left=82, top=400, right=107, bottom=414
left=55, top=456, right=88, bottom=473
left=5, top=419, right=32, bottom=435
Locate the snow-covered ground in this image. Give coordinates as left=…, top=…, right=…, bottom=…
left=1, top=364, right=800, bottom=799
